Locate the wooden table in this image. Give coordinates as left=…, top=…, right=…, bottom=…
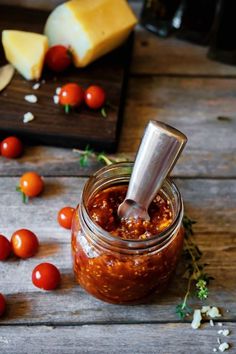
left=1, top=2, right=236, bottom=353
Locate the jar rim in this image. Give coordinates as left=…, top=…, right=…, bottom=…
left=80, top=162, right=183, bottom=250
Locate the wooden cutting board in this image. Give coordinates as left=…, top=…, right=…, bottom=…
left=0, top=5, right=134, bottom=152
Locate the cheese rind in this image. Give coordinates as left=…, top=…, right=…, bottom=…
left=44, top=0, right=137, bottom=67
left=2, top=30, right=48, bottom=80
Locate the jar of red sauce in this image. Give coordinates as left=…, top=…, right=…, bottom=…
left=72, top=162, right=184, bottom=304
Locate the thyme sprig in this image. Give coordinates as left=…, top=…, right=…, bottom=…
left=73, top=145, right=129, bottom=167
left=176, top=215, right=213, bottom=319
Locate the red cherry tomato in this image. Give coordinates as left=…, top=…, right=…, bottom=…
left=45, top=45, right=72, bottom=72
left=19, top=172, right=44, bottom=198
left=0, top=293, right=6, bottom=316
left=11, top=229, right=39, bottom=259
left=58, top=206, right=75, bottom=229
left=85, top=85, right=106, bottom=110
left=1, top=136, right=23, bottom=158
left=59, top=83, right=84, bottom=112
left=0, top=235, right=11, bottom=261
left=32, top=263, right=61, bottom=290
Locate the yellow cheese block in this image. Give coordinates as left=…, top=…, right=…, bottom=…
left=44, top=0, right=137, bottom=67
left=2, top=30, right=48, bottom=80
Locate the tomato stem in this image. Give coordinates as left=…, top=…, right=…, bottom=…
left=64, top=104, right=70, bottom=114
left=101, top=107, right=107, bottom=118
left=22, top=193, right=29, bottom=204
left=16, top=185, right=29, bottom=204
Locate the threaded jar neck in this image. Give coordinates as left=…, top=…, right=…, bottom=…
left=79, top=162, right=183, bottom=255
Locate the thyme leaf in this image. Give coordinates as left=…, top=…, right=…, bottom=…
left=77, top=145, right=95, bottom=167
left=97, top=153, right=115, bottom=165
left=73, top=145, right=129, bottom=167
left=176, top=215, right=213, bottom=319
left=196, top=279, right=208, bottom=300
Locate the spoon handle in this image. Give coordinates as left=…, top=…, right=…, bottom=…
left=119, top=121, right=187, bottom=218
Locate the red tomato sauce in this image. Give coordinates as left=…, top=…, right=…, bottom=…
left=72, top=184, right=183, bottom=304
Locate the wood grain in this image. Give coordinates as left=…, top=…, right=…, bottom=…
left=0, top=177, right=235, bottom=324
left=132, top=29, right=236, bottom=76
left=119, top=76, right=236, bottom=176
left=0, top=2, right=236, bottom=352
left=1, top=76, right=235, bottom=177
left=0, top=323, right=235, bottom=354
left=0, top=6, right=133, bottom=151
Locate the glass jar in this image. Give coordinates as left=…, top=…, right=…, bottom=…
left=140, top=0, right=183, bottom=37
left=72, top=162, right=184, bottom=304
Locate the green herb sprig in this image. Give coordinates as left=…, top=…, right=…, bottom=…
left=73, top=145, right=129, bottom=167
left=176, top=215, right=213, bottom=319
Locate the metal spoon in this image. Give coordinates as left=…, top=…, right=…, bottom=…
left=118, top=120, right=187, bottom=220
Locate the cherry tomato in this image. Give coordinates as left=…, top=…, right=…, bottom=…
left=0, top=293, right=6, bottom=316
left=19, top=172, right=44, bottom=198
left=58, top=206, right=75, bottom=229
left=59, top=83, right=84, bottom=113
left=32, top=263, right=61, bottom=290
left=0, top=235, right=11, bottom=261
left=11, top=229, right=39, bottom=259
left=1, top=136, right=23, bottom=158
left=45, top=45, right=72, bottom=72
left=85, top=85, right=106, bottom=110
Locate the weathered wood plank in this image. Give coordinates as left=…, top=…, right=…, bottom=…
left=1, top=76, right=235, bottom=177
left=132, top=29, right=236, bottom=76
left=0, top=177, right=235, bottom=324
left=0, top=323, right=235, bottom=354
left=0, top=145, right=106, bottom=177
left=119, top=76, right=236, bottom=176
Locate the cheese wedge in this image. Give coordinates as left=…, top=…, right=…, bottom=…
left=2, top=30, right=48, bottom=80
left=44, top=0, right=137, bottom=67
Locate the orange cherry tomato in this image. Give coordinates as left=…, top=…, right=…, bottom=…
left=0, top=235, right=11, bottom=261
left=19, top=172, right=44, bottom=198
left=32, top=263, right=61, bottom=290
left=59, top=83, right=84, bottom=113
left=85, top=85, right=106, bottom=110
left=1, top=136, right=23, bottom=158
left=58, top=206, right=75, bottom=229
left=0, top=293, right=6, bottom=316
left=45, top=45, right=71, bottom=73
left=11, top=229, right=39, bottom=259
